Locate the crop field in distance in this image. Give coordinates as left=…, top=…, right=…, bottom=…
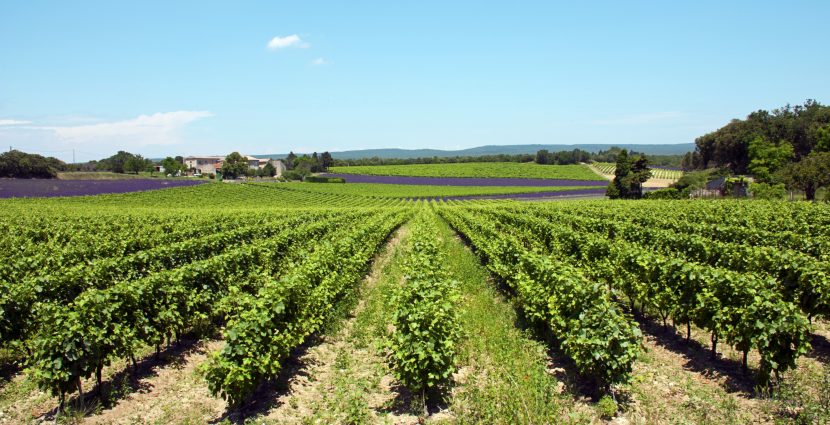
left=1, top=182, right=829, bottom=425
left=592, top=162, right=684, bottom=180
left=328, top=162, right=603, bottom=180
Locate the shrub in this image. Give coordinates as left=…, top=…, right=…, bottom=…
left=0, top=150, right=63, bottom=178
left=644, top=187, right=682, bottom=199
left=596, top=395, right=618, bottom=419
left=282, top=170, right=305, bottom=181
left=304, top=176, right=345, bottom=183
left=750, top=182, right=786, bottom=200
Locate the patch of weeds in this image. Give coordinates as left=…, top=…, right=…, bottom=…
left=55, top=400, right=101, bottom=425
left=306, top=348, right=372, bottom=424
left=596, top=395, right=617, bottom=419
left=431, top=216, right=579, bottom=423
left=334, top=350, right=349, bottom=371
left=771, top=363, right=830, bottom=424
left=351, top=234, right=408, bottom=350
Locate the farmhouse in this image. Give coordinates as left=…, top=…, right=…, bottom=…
left=184, top=156, right=224, bottom=175
left=184, top=155, right=285, bottom=176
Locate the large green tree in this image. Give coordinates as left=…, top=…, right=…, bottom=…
left=747, top=136, right=794, bottom=183
left=123, top=155, right=146, bottom=174
left=285, top=151, right=297, bottom=170
left=815, top=124, right=830, bottom=152
left=261, top=162, right=277, bottom=177
left=161, top=156, right=186, bottom=176
left=97, top=150, right=143, bottom=173
left=778, top=151, right=830, bottom=200
left=319, top=151, right=334, bottom=170
left=692, top=100, right=830, bottom=173
left=606, top=150, right=652, bottom=199
left=0, top=150, right=63, bottom=178
left=222, top=152, right=248, bottom=179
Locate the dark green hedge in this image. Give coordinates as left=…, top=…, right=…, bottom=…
left=305, top=176, right=345, bottom=183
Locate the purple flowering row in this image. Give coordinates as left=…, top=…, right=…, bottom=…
left=0, top=179, right=206, bottom=198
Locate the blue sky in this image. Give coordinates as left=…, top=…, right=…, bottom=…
left=1, top=1, right=828, bottom=162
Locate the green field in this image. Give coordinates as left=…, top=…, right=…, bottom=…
left=328, top=162, right=602, bottom=180
left=0, top=182, right=600, bottom=210
left=593, top=162, right=684, bottom=180
left=263, top=182, right=601, bottom=198
left=2, top=184, right=830, bottom=424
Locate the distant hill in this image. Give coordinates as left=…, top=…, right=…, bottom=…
left=254, top=143, right=694, bottom=160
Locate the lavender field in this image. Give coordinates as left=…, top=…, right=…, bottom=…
left=0, top=178, right=206, bottom=198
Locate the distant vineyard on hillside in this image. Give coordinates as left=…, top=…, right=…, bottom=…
left=593, top=162, right=684, bottom=180
left=329, top=162, right=602, bottom=180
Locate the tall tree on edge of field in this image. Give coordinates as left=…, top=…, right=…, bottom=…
left=123, top=155, right=145, bottom=174
left=320, top=152, right=333, bottom=171
left=222, top=152, right=248, bottom=179
left=607, top=149, right=652, bottom=199
left=285, top=151, right=297, bottom=170
left=778, top=151, right=830, bottom=200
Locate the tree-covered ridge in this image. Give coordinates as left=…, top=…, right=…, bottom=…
left=687, top=99, right=830, bottom=173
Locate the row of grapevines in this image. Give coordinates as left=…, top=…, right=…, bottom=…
left=387, top=210, right=461, bottom=394
left=0, top=212, right=257, bottom=283
left=547, top=201, right=830, bottom=257
left=4, top=182, right=411, bottom=210
left=554, top=199, right=830, bottom=238
left=0, top=213, right=334, bottom=348
left=526, top=206, right=830, bottom=320
left=203, top=209, right=410, bottom=406
left=438, top=207, right=642, bottom=388
left=478, top=206, right=811, bottom=383
left=26, top=210, right=376, bottom=400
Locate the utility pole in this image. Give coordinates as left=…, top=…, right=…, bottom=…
left=72, top=149, right=75, bottom=164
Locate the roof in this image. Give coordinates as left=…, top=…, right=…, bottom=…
left=184, top=156, right=224, bottom=160
left=185, top=155, right=279, bottom=163
left=706, top=177, right=726, bottom=190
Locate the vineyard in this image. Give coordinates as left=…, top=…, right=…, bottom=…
left=1, top=184, right=830, bottom=424
left=592, top=162, right=684, bottom=180
left=328, top=162, right=602, bottom=180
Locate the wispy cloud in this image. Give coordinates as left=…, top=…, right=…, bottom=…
left=267, top=34, right=309, bottom=50
left=592, top=111, right=686, bottom=126
left=44, top=111, right=213, bottom=146
left=0, top=119, right=31, bottom=126
left=311, top=57, right=329, bottom=66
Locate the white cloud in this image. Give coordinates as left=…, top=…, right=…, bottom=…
left=0, top=119, right=31, bottom=126
left=267, top=34, right=309, bottom=50
left=592, top=112, right=685, bottom=126
left=311, top=57, right=329, bottom=66
left=46, top=111, right=213, bottom=146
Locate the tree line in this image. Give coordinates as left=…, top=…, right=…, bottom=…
left=685, top=99, right=830, bottom=200
left=331, top=149, right=684, bottom=168
left=0, top=150, right=67, bottom=178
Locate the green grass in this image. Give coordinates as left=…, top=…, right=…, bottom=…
left=431, top=211, right=590, bottom=423
left=328, top=162, right=602, bottom=180
left=271, top=182, right=603, bottom=198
